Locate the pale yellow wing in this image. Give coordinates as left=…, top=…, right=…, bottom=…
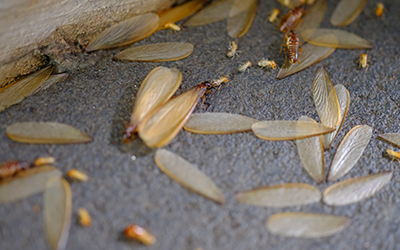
left=295, top=0, right=327, bottom=41
left=33, top=73, right=69, bottom=94
left=236, top=183, right=320, bottom=208
left=185, top=0, right=234, bottom=26
left=6, top=122, right=92, bottom=144
left=154, top=149, right=225, bottom=204
left=266, top=212, right=350, bottom=238
left=330, top=0, right=368, bottom=26
left=0, top=166, right=62, bottom=204
left=44, top=178, right=72, bottom=250
left=227, top=0, right=258, bottom=38
left=0, top=66, right=53, bottom=112
left=129, top=67, right=182, bottom=131
left=157, top=0, right=209, bottom=30
left=323, top=172, right=392, bottom=206
left=138, top=85, right=205, bottom=148
left=114, top=43, right=193, bottom=62
left=86, top=13, right=159, bottom=52
left=302, top=28, right=372, bottom=49
left=378, top=133, right=400, bottom=147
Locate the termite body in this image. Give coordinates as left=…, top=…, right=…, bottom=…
left=258, top=59, right=278, bottom=70
left=375, top=3, right=385, bottom=18
left=163, top=22, right=181, bottom=31
left=0, top=161, right=29, bottom=179
left=281, top=31, right=302, bottom=64
left=279, top=6, right=305, bottom=33
left=268, top=9, right=280, bottom=23
left=124, top=224, right=156, bottom=245
left=226, top=41, right=239, bottom=58
left=238, top=61, right=252, bottom=73
left=355, top=53, right=370, bottom=71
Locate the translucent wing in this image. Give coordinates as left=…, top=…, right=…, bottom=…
left=33, top=73, right=69, bottom=94
left=312, top=66, right=341, bottom=128
left=266, top=212, right=350, bottom=238
left=128, top=67, right=182, bottom=132
left=236, top=183, right=320, bottom=208
left=322, top=84, right=350, bottom=149
left=295, top=0, right=327, bottom=40
left=277, top=43, right=335, bottom=79
left=185, top=0, right=234, bottom=26
left=0, top=166, right=62, bottom=204
left=327, top=125, right=372, bottom=182
left=378, top=133, right=400, bottom=147
left=0, top=66, right=53, bottom=112
left=295, top=116, right=325, bottom=184
left=183, top=112, right=258, bottom=134
left=330, top=0, right=368, bottom=26
left=252, top=120, right=335, bottom=141
left=302, top=28, right=372, bottom=49
left=44, top=178, right=72, bottom=250
left=227, top=0, right=258, bottom=38
left=157, top=0, right=209, bottom=30
left=154, top=149, right=225, bottom=204
left=114, top=43, right=193, bottom=62
left=323, top=172, right=392, bottom=206
left=86, top=13, right=159, bottom=52
left=138, top=85, right=205, bottom=148
left=6, top=122, right=92, bottom=144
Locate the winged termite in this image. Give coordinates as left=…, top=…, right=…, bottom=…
left=295, top=116, right=325, bottom=184
left=266, top=212, right=350, bottom=238
left=183, top=112, right=258, bottom=134
left=163, top=22, right=181, bottom=31
left=6, top=122, right=92, bottom=144
left=67, top=169, right=88, bottom=182
left=113, top=43, right=193, bottom=62
left=86, top=13, right=159, bottom=52
left=157, top=0, right=209, bottom=30
left=124, top=224, right=156, bottom=245
left=0, top=166, right=62, bottom=204
left=252, top=120, right=335, bottom=141
left=122, top=67, right=182, bottom=142
left=330, top=0, right=368, bottom=26
left=323, top=172, right=392, bottom=206
left=281, top=31, right=302, bottom=64
left=327, top=125, right=372, bottom=182
left=32, top=73, right=69, bottom=95
left=236, top=183, right=321, bottom=207
left=78, top=208, right=91, bottom=227
left=277, top=43, right=335, bottom=79
left=0, top=161, right=29, bottom=179
left=355, top=53, right=371, bottom=71
left=258, top=59, right=278, bottom=70
left=185, top=0, right=234, bottom=26
left=0, top=65, right=53, bottom=112
left=295, top=0, right=327, bottom=40
left=279, top=6, right=305, bottom=33
left=34, top=157, right=56, bottom=166
left=154, top=149, right=225, bottom=204
left=301, top=28, right=372, bottom=49
left=44, top=177, right=72, bottom=250
left=227, top=0, right=258, bottom=38
left=268, top=9, right=280, bottom=23
left=137, top=77, right=228, bottom=148
left=321, top=84, right=350, bottom=149
left=238, top=61, right=252, bottom=72
left=378, top=133, right=400, bottom=148
left=312, top=67, right=341, bottom=130
left=226, top=41, right=239, bottom=58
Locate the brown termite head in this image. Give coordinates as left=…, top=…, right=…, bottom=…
left=226, top=41, right=239, bottom=58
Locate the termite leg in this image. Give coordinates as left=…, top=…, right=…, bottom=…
left=201, top=95, right=207, bottom=105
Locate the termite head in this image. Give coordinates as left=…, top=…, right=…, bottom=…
left=361, top=53, right=368, bottom=60
left=122, top=126, right=135, bottom=143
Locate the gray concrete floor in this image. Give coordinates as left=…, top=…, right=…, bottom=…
left=1, top=0, right=400, bottom=249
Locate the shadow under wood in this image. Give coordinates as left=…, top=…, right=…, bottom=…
left=109, top=79, right=153, bottom=158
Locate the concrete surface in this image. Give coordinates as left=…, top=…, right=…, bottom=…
left=1, top=0, right=400, bottom=249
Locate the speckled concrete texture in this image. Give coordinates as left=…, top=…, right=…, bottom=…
left=1, top=0, right=400, bottom=249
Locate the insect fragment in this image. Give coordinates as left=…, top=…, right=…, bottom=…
left=355, top=53, right=370, bottom=71
left=386, top=149, right=400, bottom=160
left=375, top=3, right=385, bottom=17
left=226, top=41, right=239, bottom=58
left=268, top=9, right=280, bottom=23
left=124, top=224, right=156, bottom=245
left=238, top=61, right=252, bottom=72
left=281, top=30, right=302, bottom=64
left=258, top=59, right=278, bottom=70
left=163, top=22, right=181, bottom=31
left=34, top=157, right=55, bottom=166
left=0, top=161, right=29, bottom=179
left=279, top=6, right=305, bottom=33
left=67, top=169, right=88, bottom=182
left=77, top=208, right=91, bottom=227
